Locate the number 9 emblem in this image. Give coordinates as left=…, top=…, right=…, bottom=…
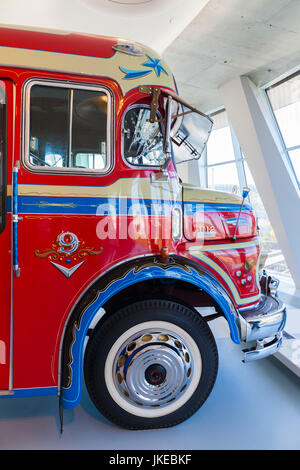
left=57, top=232, right=79, bottom=255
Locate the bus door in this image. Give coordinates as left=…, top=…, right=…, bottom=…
left=0, top=79, right=14, bottom=391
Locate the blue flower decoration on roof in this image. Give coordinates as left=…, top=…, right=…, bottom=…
left=120, top=54, right=168, bottom=80
left=142, top=55, right=168, bottom=77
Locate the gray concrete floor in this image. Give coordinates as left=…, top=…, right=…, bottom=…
left=0, top=314, right=299, bottom=450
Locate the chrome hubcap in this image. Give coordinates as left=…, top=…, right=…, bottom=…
left=113, top=329, right=194, bottom=409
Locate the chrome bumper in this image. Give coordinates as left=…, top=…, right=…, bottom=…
left=237, top=293, right=286, bottom=363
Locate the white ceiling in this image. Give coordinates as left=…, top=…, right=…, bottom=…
left=0, top=0, right=299, bottom=111
left=163, top=0, right=300, bottom=111
left=0, top=0, right=209, bottom=54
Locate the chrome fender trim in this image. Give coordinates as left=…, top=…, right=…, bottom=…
left=238, top=294, right=286, bottom=343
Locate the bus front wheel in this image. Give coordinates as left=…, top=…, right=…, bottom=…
left=84, top=299, right=218, bottom=430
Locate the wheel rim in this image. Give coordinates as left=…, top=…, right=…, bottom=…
left=105, top=321, right=202, bottom=418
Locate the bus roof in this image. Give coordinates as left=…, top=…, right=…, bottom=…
left=0, top=25, right=176, bottom=95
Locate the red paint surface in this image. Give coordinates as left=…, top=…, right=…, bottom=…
left=0, top=27, right=116, bottom=59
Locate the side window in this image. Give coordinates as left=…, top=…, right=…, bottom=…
left=0, top=83, right=6, bottom=233
left=123, top=106, right=166, bottom=167
left=27, top=83, right=110, bottom=172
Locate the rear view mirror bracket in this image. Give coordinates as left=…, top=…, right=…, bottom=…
left=138, top=86, right=161, bottom=123
left=139, top=86, right=172, bottom=182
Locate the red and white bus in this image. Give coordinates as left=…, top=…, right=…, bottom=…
left=0, top=26, right=285, bottom=430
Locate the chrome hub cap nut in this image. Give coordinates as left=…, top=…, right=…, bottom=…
left=145, top=364, right=167, bottom=386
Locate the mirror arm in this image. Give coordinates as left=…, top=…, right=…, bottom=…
left=138, top=86, right=161, bottom=123
left=140, top=86, right=173, bottom=182
left=161, top=94, right=173, bottom=172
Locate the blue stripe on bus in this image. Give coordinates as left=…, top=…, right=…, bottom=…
left=6, top=195, right=252, bottom=215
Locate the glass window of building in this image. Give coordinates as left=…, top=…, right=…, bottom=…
left=206, top=110, right=242, bottom=194
left=204, top=108, right=290, bottom=279
left=244, top=162, right=289, bottom=277
left=207, top=111, right=235, bottom=165
left=266, top=72, right=300, bottom=184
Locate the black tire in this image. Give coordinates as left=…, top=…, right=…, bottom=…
left=84, top=299, right=218, bottom=430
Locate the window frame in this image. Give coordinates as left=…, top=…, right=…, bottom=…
left=263, top=70, right=300, bottom=189
left=22, top=78, right=114, bottom=176
left=204, top=108, right=247, bottom=194
left=121, top=103, right=166, bottom=170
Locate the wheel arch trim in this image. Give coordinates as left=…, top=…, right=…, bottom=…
left=60, top=256, right=240, bottom=410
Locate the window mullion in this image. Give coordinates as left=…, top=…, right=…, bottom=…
left=230, top=124, right=247, bottom=191
left=200, top=146, right=207, bottom=187
left=68, top=88, right=74, bottom=168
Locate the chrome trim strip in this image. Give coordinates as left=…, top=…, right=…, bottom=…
left=171, top=206, right=182, bottom=241
left=0, top=390, right=14, bottom=396
left=68, top=88, right=74, bottom=167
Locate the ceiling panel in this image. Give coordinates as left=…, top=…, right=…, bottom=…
left=163, top=0, right=300, bottom=111
left=0, top=0, right=299, bottom=112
